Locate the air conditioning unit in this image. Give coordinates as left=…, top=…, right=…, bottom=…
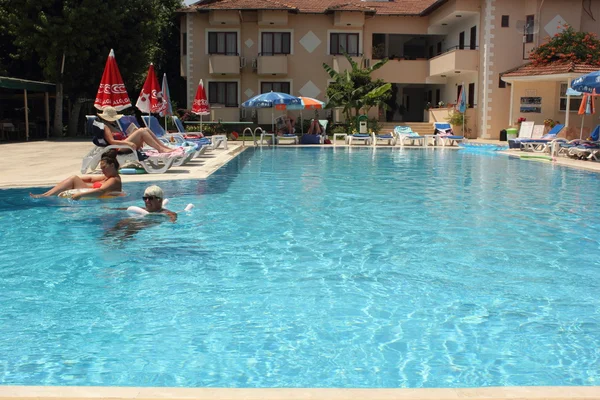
left=363, top=58, right=371, bottom=68
left=240, top=57, right=246, bottom=68
left=252, top=58, right=257, bottom=71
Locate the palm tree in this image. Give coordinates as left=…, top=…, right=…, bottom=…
left=323, top=53, right=391, bottom=125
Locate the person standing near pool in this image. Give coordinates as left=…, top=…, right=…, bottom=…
left=29, top=150, right=122, bottom=200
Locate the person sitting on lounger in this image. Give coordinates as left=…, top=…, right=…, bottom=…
left=277, top=115, right=296, bottom=136
left=30, top=150, right=122, bottom=199
left=307, top=119, right=323, bottom=135
left=96, top=106, right=178, bottom=154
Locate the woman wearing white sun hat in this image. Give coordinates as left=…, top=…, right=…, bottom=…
left=96, top=106, right=179, bottom=154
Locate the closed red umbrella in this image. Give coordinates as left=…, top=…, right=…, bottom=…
left=94, top=49, right=131, bottom=111
left=136, top=63, right=165, bottom=114
left=192, top=79, right=210, bottom=132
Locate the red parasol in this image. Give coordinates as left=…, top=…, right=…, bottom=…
left=94, top=49, right=131, bottom=111
left=136, top=63, right=165, bottom=114
left=192, top=79, right=210, bottom=115
left=192, top=79, right=210, bottom=132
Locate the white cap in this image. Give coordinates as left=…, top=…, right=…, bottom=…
left=143, top=185, right=163, bottom=198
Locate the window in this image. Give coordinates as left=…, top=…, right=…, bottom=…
left=330, top=33, right=359, bottom=56
left=470, top=26, right=477, bottom=49
left=457, top=85, right=463, bottom=102
left=208, top=32, right=238, bottom=55
left=468, top=83, right=475, bottom=108
left=182, top=32, right=187, bottom=56
left=559, top=83, right=582, bottom=112
left=459, top=31, right=465, bottom=50
left=525, top=15, right=534, bottom=43
left=437, top=41, right=442, bottom=55
left=261, top=82, right=290, bottom=94
left=208, top=82, right=238, bottom=107
left=501, top=15, right=509, bottom=28
left=428, top=45, right=434, bottom=58
left=427, top=90, right=432, bottom=104
left=261, top=32, right=291, bottom=55
left=435, top=89, right=441, bottom=105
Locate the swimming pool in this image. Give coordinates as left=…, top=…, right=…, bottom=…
left=0, top=147, right=599, bottom=388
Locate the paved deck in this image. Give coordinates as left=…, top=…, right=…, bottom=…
left=0, top=139, right=247, bottom=189
left=1, top=139, right=600, bottom=190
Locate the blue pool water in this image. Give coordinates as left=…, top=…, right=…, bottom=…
left=0, top=147, right=599, bottom=388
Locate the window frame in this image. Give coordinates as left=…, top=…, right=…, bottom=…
left=468, top=83, right=475, bottom=108
left=501, top=15, right=509, bottom=28
left=329, top=32, right=361, bottom=56
left=459, top=31, right=465, bottom=50
left=470, top=26, right=477, bottom=50
left=525, top=15, right=535, bottom=43
left=260, top=31, right=292, bottom=56
left=208, top=81, right=238, bottom=107
left=559, top=82, right=582, bottom=112
left=208, top=31, right=238, bottom=55
left=260, top=81, right=291, bottom=94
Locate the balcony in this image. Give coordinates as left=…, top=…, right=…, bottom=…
left=257, top=54, right=288, bottom=75
left=209, top=54, right=241, bottom=75
left=371, top=59, right=429, bottom=84
left=428, top=48, right=478, bottom=77
left=331, top=55, right=362, bottom=73
left=427, top=0, right=480, bottom=33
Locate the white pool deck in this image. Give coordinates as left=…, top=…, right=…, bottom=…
left=1, top=139, right=599, bottom=399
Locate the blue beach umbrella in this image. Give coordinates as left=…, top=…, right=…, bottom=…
left=241, top=91, right=301, bottom=132
left=571, top=70, right=600, bottom=93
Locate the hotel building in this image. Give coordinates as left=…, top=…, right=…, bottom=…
left=179, top=0, right=600, bottom=139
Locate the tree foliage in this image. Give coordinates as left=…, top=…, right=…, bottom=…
left=323, top=53, right=391, bottom=127
left=530, top=24, right=600, bottom=66
left=1, top=0, right=183, bottom=135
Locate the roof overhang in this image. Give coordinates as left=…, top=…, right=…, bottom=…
left=501, top=72, right=584, bottom=83
left=0, top=76, right=55, bottom=92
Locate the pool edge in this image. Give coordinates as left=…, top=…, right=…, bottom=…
left=0, top=386, right=599, bottom=400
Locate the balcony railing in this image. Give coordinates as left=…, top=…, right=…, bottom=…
left=428, top=48, right=479, bottom=77
left=257, top=54, right=288, bottom=75
left=332, top=54, right=363, bottom=72
left=371, top=59, right=429, bottom=84
left=209, top=54, right=241, bottom=75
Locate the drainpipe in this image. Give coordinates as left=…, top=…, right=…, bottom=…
left=536, top=0, right=546, bottom=47
left=565, top=77, right=571, bottom=128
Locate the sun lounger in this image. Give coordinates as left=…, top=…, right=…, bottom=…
left=81, top=115, right=176, bottom=174
left=393, top=126, right=426, bottom=146
left=519, top=124, right=565, bottom=152
left=433, top=123, right=465, bottom=146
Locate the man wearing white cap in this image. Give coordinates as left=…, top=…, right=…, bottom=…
left=141, top=185, right=177, bottom=222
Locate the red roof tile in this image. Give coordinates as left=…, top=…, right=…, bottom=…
left=186, top=0, right=441, bottom=15
left=502, top=62, right=600, bottom=78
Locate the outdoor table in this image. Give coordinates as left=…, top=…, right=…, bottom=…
left=333, top=133, right=348, bottom=146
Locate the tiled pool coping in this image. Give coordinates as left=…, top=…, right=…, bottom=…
left=1, top=386, right=600, bottom=400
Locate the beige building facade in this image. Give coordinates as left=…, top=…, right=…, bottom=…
left=179, top=0, right=600, bottom=138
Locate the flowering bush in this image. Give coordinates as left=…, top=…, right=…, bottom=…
left=515, top=117, right=527, bottom=126
left=530, top=25, right=600, bottom=66
left=544, top=118, right=559, bottom=128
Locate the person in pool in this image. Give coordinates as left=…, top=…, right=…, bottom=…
left=107, top=185, right=177, bottom=222
left=30, top=150, right=122, bottom=200
left=139, top=185, right=177, bottom=222
left=103, top=185, right=177, bottom=241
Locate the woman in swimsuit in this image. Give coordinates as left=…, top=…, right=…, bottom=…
left=30, top=150, right=122, bottom=200
left=97, top=106, right=176, bottom=153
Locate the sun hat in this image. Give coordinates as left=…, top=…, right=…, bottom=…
left=144, top=185, right=163, bottom=199
left=97, top=106, right=123, bottom=121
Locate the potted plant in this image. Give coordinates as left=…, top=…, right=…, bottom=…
left=446, top=111, right=469, bottom=136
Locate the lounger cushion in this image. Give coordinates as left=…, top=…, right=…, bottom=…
left=300, top=134, right=321, bottom=144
